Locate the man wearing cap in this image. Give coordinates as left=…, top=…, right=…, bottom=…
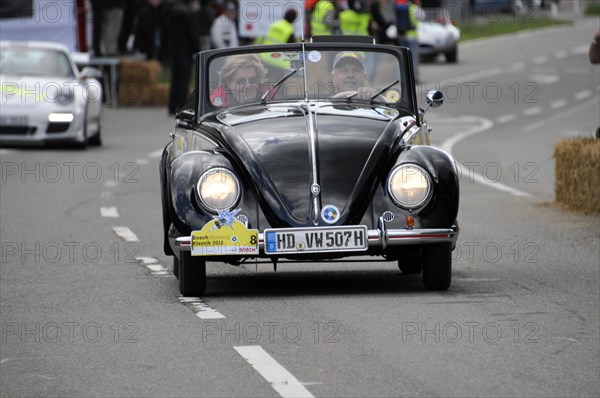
left=330, top=51, right=378, bottom=100
left=210, top=1, right=239, bottom=49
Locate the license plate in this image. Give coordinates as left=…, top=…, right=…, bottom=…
left=264, top=226, right=368, bottom=254
left=0, top=115, right=29, bottom=126
left=191, top=219, right=259, bottom=256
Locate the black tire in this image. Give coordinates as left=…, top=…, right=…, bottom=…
left=88, top=125, right=102, bottom=146
left=422, top=243, right=452, bottom=290
left=179, top=252, right=206, bottom=296
left=397, top=247, right=423, bottom=274
left=445, top=47, right=458, bottom=64
left=173, top=255, right=179, bottom=279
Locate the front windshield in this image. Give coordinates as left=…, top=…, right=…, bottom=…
left=207, top=47, right=405, bottom=109
left=0, top=46, right=75, bottom=78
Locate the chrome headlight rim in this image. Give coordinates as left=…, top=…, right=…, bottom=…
left=387, top=163, right=433, bottom=210
left=196, top=167, right=240, bottom=213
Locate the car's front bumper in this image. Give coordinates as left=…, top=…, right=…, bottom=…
left=172, top=226, right=458, bottom=255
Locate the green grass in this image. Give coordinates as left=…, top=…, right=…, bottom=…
left=585, top=2, right=600, bottom=16
left=459, top=18, right=570, bottom=42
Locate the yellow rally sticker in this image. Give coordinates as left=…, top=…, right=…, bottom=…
left=191, top=219, right=258, bottom=256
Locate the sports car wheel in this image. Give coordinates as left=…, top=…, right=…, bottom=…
left=172, top=255, right=179, bottom=279
left=88, top=125, right=102, bottom=146
left=397, top=247, right=423, bottom=274
left=422, top=243, right=452, bottom=290
left=179, top=252, right=206, bottom=296
left=445, top=47, right=458, bottom=63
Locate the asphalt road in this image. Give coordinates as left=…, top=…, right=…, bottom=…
left=1, top=17, right=599, bottom=398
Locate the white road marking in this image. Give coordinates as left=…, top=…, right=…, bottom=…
left=454, top=278, right=500, bottom=282
left=508, top=62, right=526, bottom=72
left=496, top=114, right=517, bottom=124
left=101, top=191, right=115, bottom=200
left=523, top=106, right=543, bottom=116
left=528, top=74, right=559, bottom=85
left=149, top=149, right=164, bottom=158
left=440, top=117, right=533, bottom=198
left=135, top=256, right=159, bottom=265
left=571, top=45, right=588, bottom=55
left=532, top=56, right=548, bottom=65
left=524, top=97, right=600, bottom=133
left=548, top=337, right=578, bottom=343
left=112, top=227, right=140, bottom=242
left=100, top=206, right=119, bottom=218
left=551, top=99, right=568, bottom=109
left=135, top=158, right=149, bottom=165
left=554, top=50, right=568, bottom=59
left=574, top=90, right=592, bottom=101
left=234, top=346, right=315, bottom=398
left=0, top=149, right=17, bottom=156
left=177, top=296, right=226, bottom=319
left=104, top=180, right=119, bottom=188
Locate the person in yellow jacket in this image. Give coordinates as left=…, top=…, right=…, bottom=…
left=339, top=1, right=371, bottom=36
left=310, top=0, right=339, bottom=36
left=255, top=8, right=297, bottom=80
left=397, top=0, right=423, bottom=82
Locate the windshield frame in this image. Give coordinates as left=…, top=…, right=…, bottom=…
left=196, top=42, right=417, bottom=120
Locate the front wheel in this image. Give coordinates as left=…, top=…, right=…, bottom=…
left=179, top=252, right=206, bottom=296
left=422, top=243, right=452, bottom=290
left=445, top=47, right=458, bottom=63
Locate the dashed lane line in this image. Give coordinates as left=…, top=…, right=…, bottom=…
left=100, top=206, right=119, bottom=218
left=177, top=296, right=226, bottom=319
left=112, top=226, right=140, bottom=242
left=234, top=346, right=315, bottom=398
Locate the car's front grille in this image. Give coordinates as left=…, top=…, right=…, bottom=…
left=0, top=125, right=37, bottom=135
left=46, top=122, right=70, bottom=133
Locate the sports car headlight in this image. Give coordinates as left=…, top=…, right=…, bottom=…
left=196, top=168, right=240, bottom=212
left=388, top=164, right=432, bottom=209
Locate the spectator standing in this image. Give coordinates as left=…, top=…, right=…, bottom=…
left=101, top=0, right=126, bottom=55
left=167, top=0, right=200, bottom=115
left=256, top=8, right=298, bottom=80
left=134, top=0, right=164, bottom=60
left=310, top=0, right=339, bottom=36
left=397, top=0, right=422, bottom=81
left=198, top=1, right=217, bottom=51
left=339, top=1, right=371, bottom=36
left=210, top=1, right=239, bottom=49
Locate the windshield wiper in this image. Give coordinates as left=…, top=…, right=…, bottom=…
left=261, top=67, right=301, bottom=105
left=369, top=79, right=400, bottom=104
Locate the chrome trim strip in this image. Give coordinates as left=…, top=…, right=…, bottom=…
left=173, top=228, right=456, bottom=252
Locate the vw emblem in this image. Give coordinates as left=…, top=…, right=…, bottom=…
left=311, top=183, right=320, bottom=195
left=321, top=204, right=340, bottom=224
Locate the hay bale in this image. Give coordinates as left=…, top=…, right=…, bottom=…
left=118, top=82, right=153, bottom=106
left=119, top=59, right=161, bottom=84
left=554, top=137, right=600, bottom=214
left=151, top=83, right=170, bottom=106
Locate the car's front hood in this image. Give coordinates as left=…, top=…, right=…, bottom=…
left=216, top=104, right=405, bottom=226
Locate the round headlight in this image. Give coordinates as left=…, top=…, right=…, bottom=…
left=196, top=168, right=240, bottom=212
left=388, top=164, right=432, bottom=209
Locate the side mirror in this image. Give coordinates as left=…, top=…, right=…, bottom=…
left=426, top=90, right=444, bottom=108
left=176, top=109, right=195, bottom=127
left=79, top=67, right=102, bottom=80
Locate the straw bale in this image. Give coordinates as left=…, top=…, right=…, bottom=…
left=118, top=82, right=153, bottom=106
left=554, top=137, right=600, bottom=214
left=120, top=59, right=161, bottom=84
left=152, top=83, right=170, bottom=106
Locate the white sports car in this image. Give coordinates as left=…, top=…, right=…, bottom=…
left=0, top=41, right=102, bottom=148
left=418, top=18, right=460, bottom=63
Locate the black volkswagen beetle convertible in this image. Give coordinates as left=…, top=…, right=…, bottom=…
left=159, top=39, right=459, bottom=296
